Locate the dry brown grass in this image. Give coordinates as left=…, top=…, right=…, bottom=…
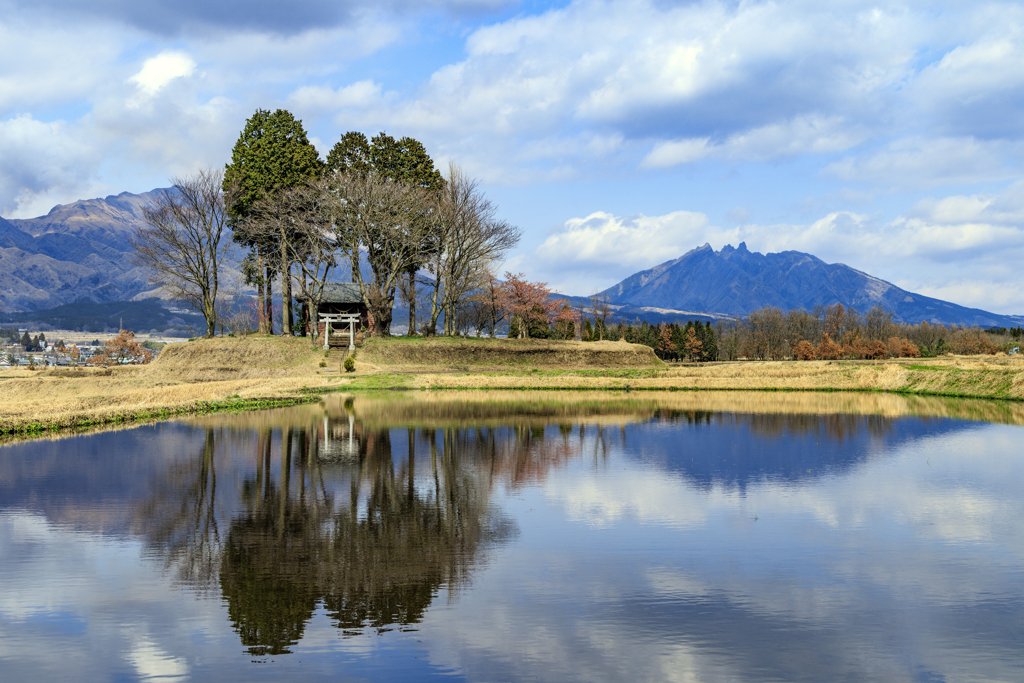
left=146, top=334, right=327, bottom=381
left=418, top=356, right=1024, bottom=400
left=358, top=337, right=662, bottom=370
left=4, top=331, right=1024, bottom=439
left=0, top=336, right=348, bottom=433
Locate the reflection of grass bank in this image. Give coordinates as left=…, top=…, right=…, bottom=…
left=346, top=390, right=1024, bottom=427
left=188, top=390, right=1024, bottom=432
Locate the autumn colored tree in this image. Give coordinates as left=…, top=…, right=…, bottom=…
left=868, top=340, right=888, bottom=360
left=496, top=273, right=564, bottom=338
left=87, top=330, right=155, bottom=367
left=948, top=328, right=999, bottom=355
left=684, top=326, right=703, bottom=361
left=467, top=272, right=506, bottom=338
left=816, top=333, right=842, bottom=360
left=550, top=302, right=580, bottom=340
left=793, top=339, right=817, bottom=360
left=657, top=324, right=676, bottom=359
left=887, top=336, right=920, bottom=358
left=822, top=303, right=847, bottom=341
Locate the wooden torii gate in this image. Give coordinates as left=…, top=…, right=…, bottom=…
left=320, top=313, right=360, bottom=351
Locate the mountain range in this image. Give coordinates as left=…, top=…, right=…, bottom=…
left=2, top=190, right=1021, bottom=329
left=593, top=242, right=1024, bottom=328
left=0, top=191, right=162, bottom=312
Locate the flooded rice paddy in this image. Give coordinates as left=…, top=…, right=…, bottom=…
left=0, top=391, right=1021, bottom=682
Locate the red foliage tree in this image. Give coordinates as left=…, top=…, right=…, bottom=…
left=683, top=326, right=703, bottom=361
left=496, top=272, right=565, bottom=338
left=87, top=330, right=155, bottom=367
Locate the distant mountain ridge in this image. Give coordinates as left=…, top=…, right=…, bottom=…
left=5, top=191, right=1021, bottom=329
left=595, top=242, right=1024, bottom=328
left=0, top=191, right=164, bottom=311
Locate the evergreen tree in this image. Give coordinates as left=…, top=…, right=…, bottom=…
left=224, top=108, right=322, bottom=335
left=703, top=321, right=719, bottom=361
left=328, top=131, right=443, bottom=335
left=671, top=323, right=686, bottom=359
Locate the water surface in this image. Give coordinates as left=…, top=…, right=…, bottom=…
left=1, top=392, right=1021, bottom=682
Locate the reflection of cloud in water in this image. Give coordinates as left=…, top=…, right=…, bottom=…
left=2, top=394, right=1024, bottom=681
left=426, top=419, right=1024, bottom=682
left=125, top=634, right=189, bottom=681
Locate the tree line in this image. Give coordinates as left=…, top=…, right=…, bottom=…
left=563, top=303, right=1015, bottom=362
left=710, top=303, right=1015, bottom=361
left=132, top=109, right=521, bottom=343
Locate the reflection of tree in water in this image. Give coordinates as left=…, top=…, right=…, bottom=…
left=719, top=412, right=895, bottom=443
left=132, top=427, right=222, bottom=587
left=131, top=406, right=621, bottom=656
left=214, top=418, right=517, bottom=656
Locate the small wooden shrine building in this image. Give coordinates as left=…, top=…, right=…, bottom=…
left=296, top=283, right=371, bottom=350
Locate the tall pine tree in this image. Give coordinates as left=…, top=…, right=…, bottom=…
left=224, top=109, right=322, bottom=334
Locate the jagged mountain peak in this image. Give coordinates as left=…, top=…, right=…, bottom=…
left=596, top=243, right=1022, bottom=327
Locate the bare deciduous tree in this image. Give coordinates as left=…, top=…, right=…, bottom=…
left=589, top=293, right=613, bottom=341
left=424, top=163, right=521, bottom=336
left=249, top=182, right=338, bottom=347
left=131, top=168, right=233, bottom=337
left=327, top=169, right=431, bottom=337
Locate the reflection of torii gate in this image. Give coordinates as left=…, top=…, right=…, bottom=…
left=320, top=313, right=360, bottom=351
left=319, top=413, right=359, bottom=461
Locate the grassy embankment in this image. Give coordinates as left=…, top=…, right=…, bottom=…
left=0, top=335, right=342, bottom=436
left=3, top=334, right=1024, bottom=437
left=356, top=335, right=1024, bottom=400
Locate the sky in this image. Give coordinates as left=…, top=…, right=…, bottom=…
left=1, top=0, right=1023, bottom=313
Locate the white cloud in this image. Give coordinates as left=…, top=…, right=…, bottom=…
left=288, top=80, right=386, bottom=116
left=823, top=137, right=1020, bottom=188
left=641, top=137, right=710, bottom=168
left=0, top=14, right=130, bottom=114
left=314, top=0, right=928, bottom=182
left=128, top=51, right=197, bottom=99
left=537, top=210, right=712, bottom=269
left=642, top=116, right=870, bottom=168
left=0, top=114, right=104, bottom=217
